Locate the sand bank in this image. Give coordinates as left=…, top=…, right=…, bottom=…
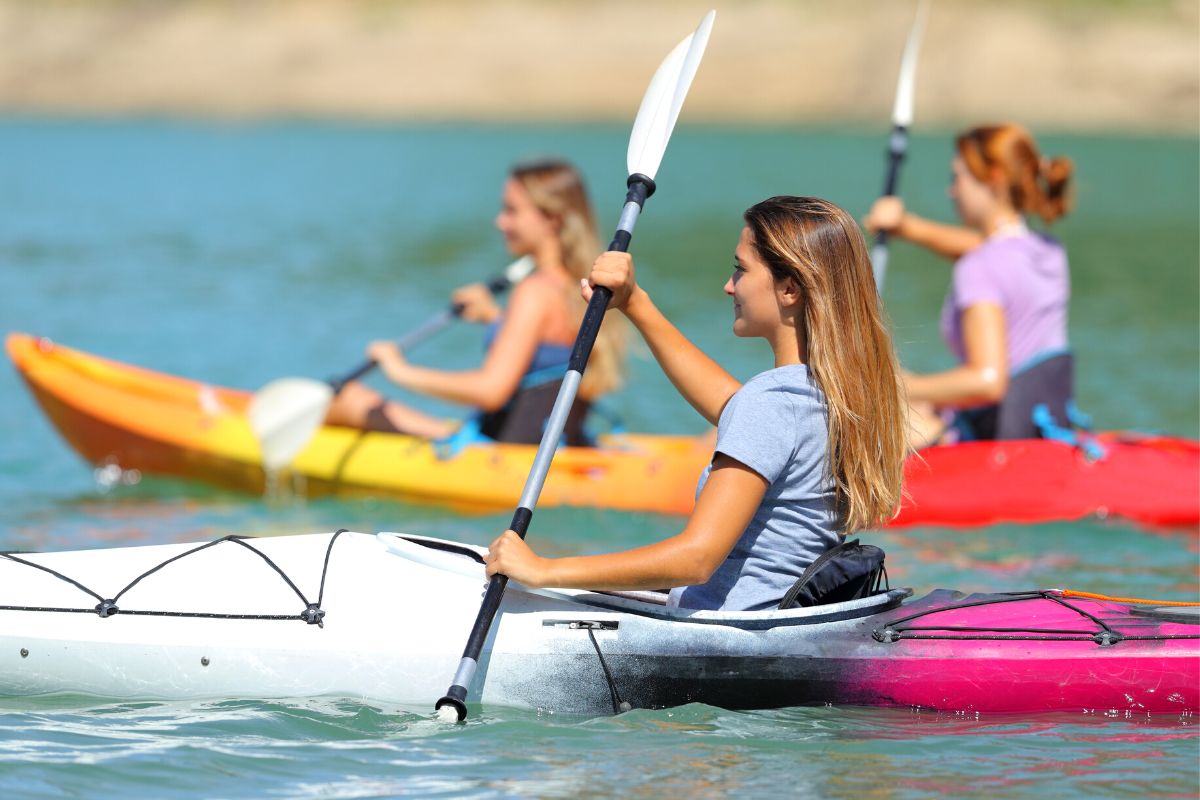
left=0, top=0, right=1195, bottom=132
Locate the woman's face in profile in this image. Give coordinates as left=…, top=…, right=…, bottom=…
left=495, top=178, right=557, bottom=257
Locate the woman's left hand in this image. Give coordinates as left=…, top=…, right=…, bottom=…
left=485, top=530, right=549, bottom=587
left=367, top=340, right=410, bottom=384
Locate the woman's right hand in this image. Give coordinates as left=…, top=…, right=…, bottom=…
left=863, top=196, right=906, bottom=234
left=451, top=282, right=502, bottom=324
left=584, top=251, right=641, bottom=311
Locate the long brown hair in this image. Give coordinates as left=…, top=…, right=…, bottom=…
left=743, top=197, right=906, bottom=533
left=511, top=159, right=627, bottom=398
left=956, top=124, right=1073, bottom=223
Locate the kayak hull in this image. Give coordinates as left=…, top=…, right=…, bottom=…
left=6, top=333, right=708, bottom=515
left=898, top=434, right=1200, bottom=529
left=1, top=532, right=1196, bottom=716
left=8, top=333, right=1200, bottom=527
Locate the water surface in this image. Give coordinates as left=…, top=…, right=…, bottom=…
left=1, top=119, right=1196, bottom=797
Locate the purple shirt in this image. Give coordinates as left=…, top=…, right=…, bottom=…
left=940, top=230, right=1070, bottom=372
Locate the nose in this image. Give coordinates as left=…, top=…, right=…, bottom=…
left=723, top=275, right=735, bottom=296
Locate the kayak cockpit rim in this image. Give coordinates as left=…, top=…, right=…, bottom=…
left=387, top=533, right=913, bottom=630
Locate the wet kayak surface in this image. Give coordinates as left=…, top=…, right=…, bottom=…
left=0, top=120, right=1196, bottom=797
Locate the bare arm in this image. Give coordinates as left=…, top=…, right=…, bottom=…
left=371, top=279, right=551, bottom=410
left=484, top=454, right=766, bottom=590
left=585, top=252, right=741, bottom=426
left=905, top=302, right=1008, bottom=406
left=865, top=196, right=984, bottom=262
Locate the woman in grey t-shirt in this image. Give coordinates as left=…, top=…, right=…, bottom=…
left=485, top=196, right=907, bottom=611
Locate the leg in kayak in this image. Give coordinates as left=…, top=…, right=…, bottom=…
left=324, top=381, right=456, bottom=439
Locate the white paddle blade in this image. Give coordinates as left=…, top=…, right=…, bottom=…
left=247, top=378, right=334, bottom=470
left=891, top=0, right=930, bottom=128
left=502, top=255, right=536, bottom=284
left=626, top=9, right=716, bottom=179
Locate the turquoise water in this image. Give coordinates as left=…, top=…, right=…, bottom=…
left=0, top=119, right=1197, bottom=797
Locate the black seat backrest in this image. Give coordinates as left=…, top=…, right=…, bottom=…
left=962, top=351, right=1074, bottom=441
left=997, top=351, right=1074, bottom=440
left=779, top=539, right=887, bottom=609
left=477, top=379, right=592, bottom=447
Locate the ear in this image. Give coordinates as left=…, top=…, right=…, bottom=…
left=777, top=276, right=803, bottom=308
left=987, top=167, right=1008, bottom=193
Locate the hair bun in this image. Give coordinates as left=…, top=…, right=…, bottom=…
left=1039, top=156, right=1074, bottom=223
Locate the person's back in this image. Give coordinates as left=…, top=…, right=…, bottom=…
left=942, top=228, right=1069, bottom=372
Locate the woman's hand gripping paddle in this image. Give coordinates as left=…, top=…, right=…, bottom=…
left=247, top=256, right=534, bottom=471
left=435, top=9, right=716, bottom=723
left=871, top=0, right=930, bottom=292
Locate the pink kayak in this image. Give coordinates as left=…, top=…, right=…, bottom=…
left=0, top=531, right=1195, bottom=715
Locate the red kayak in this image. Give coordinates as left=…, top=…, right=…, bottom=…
left=896, top=434, right=1199, bottom=529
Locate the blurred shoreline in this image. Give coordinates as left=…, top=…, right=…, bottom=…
left=0, top=0, right=1196, bottom=133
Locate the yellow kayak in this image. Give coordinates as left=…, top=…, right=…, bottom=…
left=7, top=333, right=709, bottom=515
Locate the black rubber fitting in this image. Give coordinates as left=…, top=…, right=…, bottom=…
left=436, top=685, right=469, bottom=722
left=626, top=173, right=657, bottom=200
left=95, top=600, right=119, bottom=618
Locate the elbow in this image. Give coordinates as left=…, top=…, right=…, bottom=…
left=975, top=367, right=1008, bottom=405
left=474, top=379, right=518, bottom=412
left=676, top=545, right=723, bottom=587
left=476, top=392, right=509, bottom=413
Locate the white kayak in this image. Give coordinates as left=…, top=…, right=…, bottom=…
left=1, top=531, right=1197, bottom=716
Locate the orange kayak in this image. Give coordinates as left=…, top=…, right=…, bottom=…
left=6, top=333, right=710, bottom=515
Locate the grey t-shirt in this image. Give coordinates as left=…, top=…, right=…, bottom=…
left=668, top=364, right=840, bottom=611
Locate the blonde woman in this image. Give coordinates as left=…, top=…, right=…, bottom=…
left=485, top=197, right=906, bottom=611
left=327, top=159, right=626, bottom=446
left=865, top=123, right=1074, bottom=448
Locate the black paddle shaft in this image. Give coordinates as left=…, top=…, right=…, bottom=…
left=326, top=271, right=522, bottom=394
left=873, top=124, right=909, bottom=253
left=436, top=174, right=656, bottom=722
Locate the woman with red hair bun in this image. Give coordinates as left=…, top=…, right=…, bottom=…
left=865, top=123, right=1075, bottom=449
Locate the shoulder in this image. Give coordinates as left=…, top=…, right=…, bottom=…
left=1028, top=230, right=1068, bottom=260
left=955, top=237, right=1006, bottom=273
left=952, top=239, right=1011, bottom=297
left=510, top=274, right=561, bottom=302
left=504, top=276, right=560, bottom=318
left=716, top=366, right=826, bottom=484
left=725, top=366, right=824, bottom=422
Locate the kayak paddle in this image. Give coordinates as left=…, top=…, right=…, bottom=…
left=870, top=0, right=930, bottom=291
left=435, top=9, right=716, bottom=723
left=247, top=255, right=535, bottom=471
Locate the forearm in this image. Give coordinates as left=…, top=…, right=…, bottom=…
left=895, top=214, right=985, bottom=261
left=536, top=533, right=714, bottom=591
left=907, top=365, right=1006, bottom=408
left=624, top=288, right=740, bottom=425
left=384, top=363, right=512, bottom=410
